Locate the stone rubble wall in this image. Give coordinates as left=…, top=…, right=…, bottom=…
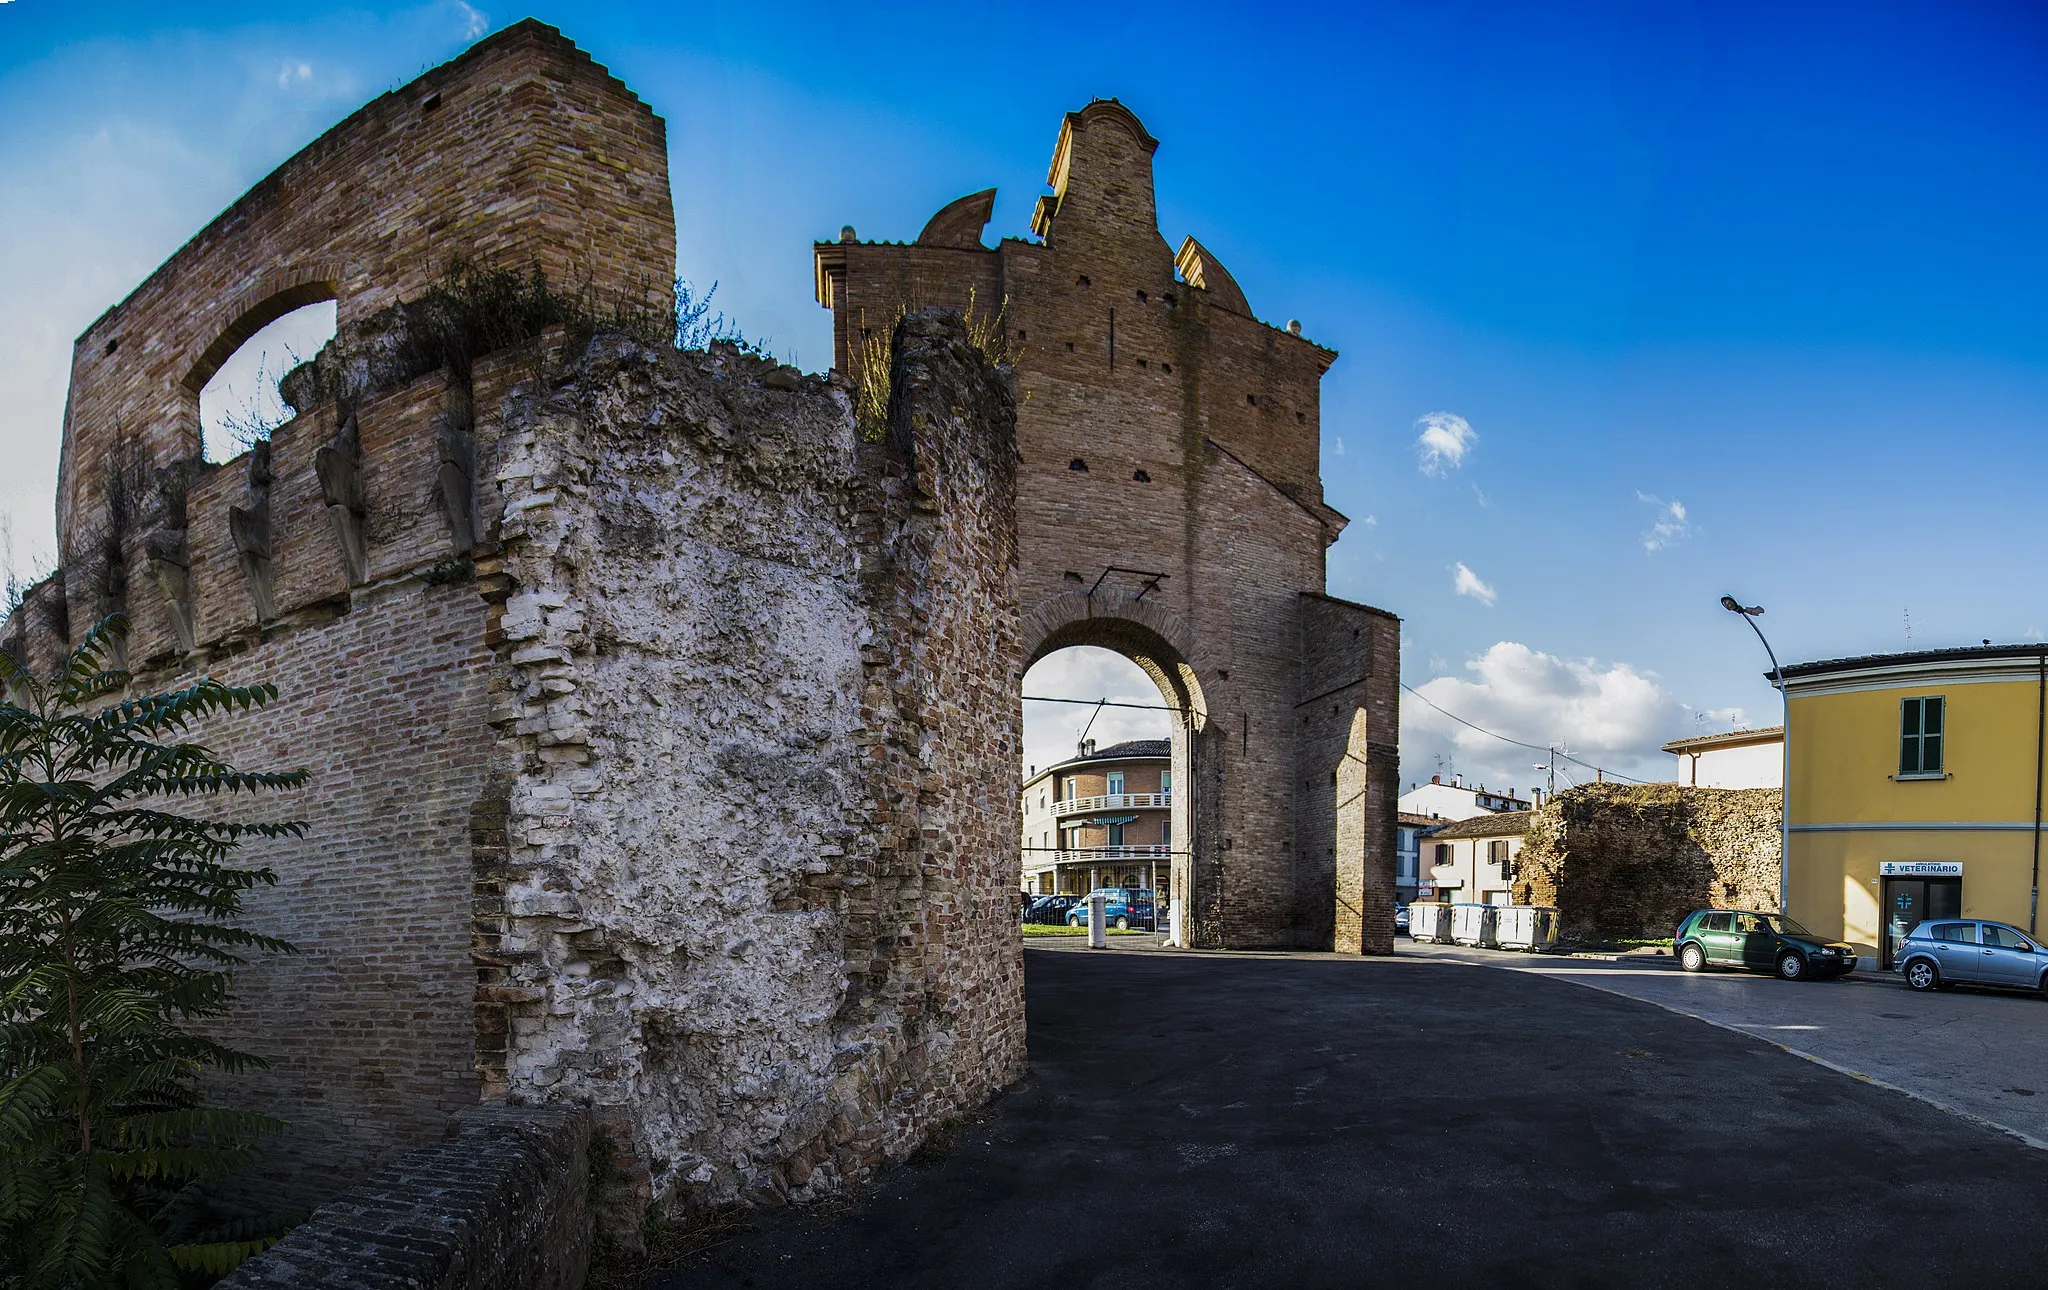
left=476, top=309, right=1024, bottom=1224
left=1513, top=783, right=1783, bottom=939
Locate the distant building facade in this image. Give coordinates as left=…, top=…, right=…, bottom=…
left=1662, top=727, right=1784, bottom=789
left=1021, top=739, right=1172, bottom=895
left=1420, top=812, right=1533, bottom=906
left=1396, top=812, right=1437, bottom=905
left=1399, top=774, right=1531, bottom=822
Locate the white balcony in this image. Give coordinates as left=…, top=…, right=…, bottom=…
left=1023, top=845, right=1171, bottom=872
left=1052, top=792, right=1170, bottom=819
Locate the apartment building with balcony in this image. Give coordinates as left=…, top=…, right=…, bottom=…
left=1020, top=739, right=1172, bottom=896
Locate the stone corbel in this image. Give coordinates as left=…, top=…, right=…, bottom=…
left=143, top=528, right=196, bottom=654
left=315, top=408, right=369, bottom=584
left=434, top=385, right=477, bottom=554
left=227, top=441, right=277, bottom=622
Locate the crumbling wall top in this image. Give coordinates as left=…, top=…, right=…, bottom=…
left=54, top=18, right=676, bottom=557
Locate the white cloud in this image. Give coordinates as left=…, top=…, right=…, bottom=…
left=276, top=60, right=314, bottom=88
left=1402, top=642, right=1681, bottom=794
left=1359, top=514, right=1377, bottom=528
left=1637, top=491, right=1692, bottom=552
left=453, top=1, right=489, bottom=38
left=1331, top=436, right=1345, bottom=457
left=1415, top=411, right=1476, bottom=476
left=1020, top=646, right=1173, bottom=776
left=1452, top=561, right=1496, bottom=606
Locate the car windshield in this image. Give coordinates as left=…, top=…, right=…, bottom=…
left=1765, top=916, right=1815, bottom=937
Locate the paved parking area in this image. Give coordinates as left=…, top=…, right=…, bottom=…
left=655, top=943, right=2048, bottom=1289
left=1404, top=939, right=2048, bottom=1146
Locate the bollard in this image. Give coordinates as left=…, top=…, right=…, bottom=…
left=1088, top=893, right=1108, bottom=948
left=1168, top=897, right=1184, bottom=948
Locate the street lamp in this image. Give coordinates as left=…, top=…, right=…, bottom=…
left=1721, top=596, right=1790, bottom=914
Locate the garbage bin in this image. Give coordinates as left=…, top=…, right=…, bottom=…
left=1451, top=902, right=1499, bottom=949
left=1408, top=902, right=1453, bottom=944
left=1496, top=905, right=1560, bottom=952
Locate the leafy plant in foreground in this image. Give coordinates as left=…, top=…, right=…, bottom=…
left=0, top=616, right=305, bottom=1288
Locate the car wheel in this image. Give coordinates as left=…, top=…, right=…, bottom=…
left=1114, top=916, right=1129, bottom=930
left=1776, top=951, right=1805, bottom=981
left=1679, top=942, right=1706, bottom=973
left=1905, top=958, right=1940, bottom=992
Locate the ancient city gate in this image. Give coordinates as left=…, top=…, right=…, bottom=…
left=816, top=101, right=1400, bottom=951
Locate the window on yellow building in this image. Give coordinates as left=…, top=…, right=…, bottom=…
left=1900, top=695, right=1945, bottom=777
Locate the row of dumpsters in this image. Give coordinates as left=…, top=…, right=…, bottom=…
left=1409, top=902, right=1561, bottom=952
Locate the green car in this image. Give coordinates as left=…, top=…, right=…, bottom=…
left=1674, top=909, right=1858, bottom=980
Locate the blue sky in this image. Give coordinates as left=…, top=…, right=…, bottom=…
left=4, top=0, right=2045, bottom=793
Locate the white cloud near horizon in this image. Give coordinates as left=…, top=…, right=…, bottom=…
left=1637, top=491, right=1692, bottom=551
left=1452, top=561, right=1496, bottom=606
left=1401, top=642, right=1680, bottom=795
left=1416, top=411, right=1476, bottom=476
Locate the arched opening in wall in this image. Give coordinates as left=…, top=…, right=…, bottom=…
left=196, top=300, right=337, bottom=464
left=1020, top=642, right=1198, bottom=944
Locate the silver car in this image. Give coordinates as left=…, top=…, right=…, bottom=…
left=1894, top=919, right=2048, bottom=994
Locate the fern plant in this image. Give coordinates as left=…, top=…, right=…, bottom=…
left=0, top=616, right=305, bottom=1288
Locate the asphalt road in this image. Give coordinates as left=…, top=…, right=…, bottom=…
left=1405, top=939, right=2048, bottom=1146
left=654, top=943, right=2048, bottom=1289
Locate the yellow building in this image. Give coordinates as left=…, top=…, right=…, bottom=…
left=1784, top=644, right=2048, bottom=969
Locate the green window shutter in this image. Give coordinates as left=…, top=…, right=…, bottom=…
left=1924, top=695, right=1944, bottom=773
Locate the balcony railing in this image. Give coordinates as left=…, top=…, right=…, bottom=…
left=1051, top=792, right=1170, bottom=819
left=1023, top=845, right=1171, bottom=869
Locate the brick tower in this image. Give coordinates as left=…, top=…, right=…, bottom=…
left=816, top=100, right=1400, bottom=951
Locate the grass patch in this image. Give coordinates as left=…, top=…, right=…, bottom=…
left=1575, top=936, right=1673, bottom=953
left=1020, top=923, right=1152, bottom=937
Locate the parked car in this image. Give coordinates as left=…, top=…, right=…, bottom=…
left=1894, top=919, right=2048, bottom=994
left=1394, top=904, right=1411, bottom=935
left=1065, top=888, right=1157, bottom=931
left=1674, top=909, right=1856, bottom=980
left=1022, top=895, right=1078, bottom=926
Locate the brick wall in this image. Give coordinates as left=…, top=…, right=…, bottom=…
left=55, top=19, right=671, bottom=602
left=217, top=1104, right=591, bottom=1290
left=1514, top=783, right=1784, bottom=939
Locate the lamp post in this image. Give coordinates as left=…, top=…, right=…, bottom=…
left=1721, top=596, right=1790, bottom=914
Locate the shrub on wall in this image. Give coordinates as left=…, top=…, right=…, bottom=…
left=0, top=617, right=306, bottom=1289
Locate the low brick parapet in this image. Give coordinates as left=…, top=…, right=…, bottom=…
left=217, top=1103, right=591, bottom=1290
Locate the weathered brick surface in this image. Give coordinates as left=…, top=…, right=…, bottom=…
left=53, top=18, right=671, bottom=639
left=817, top=100, right=1401, bottom=949
left=1514, top=784, right=1784, bottom=939
left=216, top=1104, right=591, bottom=1290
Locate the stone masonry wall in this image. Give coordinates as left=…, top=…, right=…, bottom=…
left=473, top=309, right=1025, bottom=1221
left=4, top=21, right=1032, bottom=1233
left=1514, top=783, right=1783, bottom=940
left=217, top=1104, right=591, bottom=1290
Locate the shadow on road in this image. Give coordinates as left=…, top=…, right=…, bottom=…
left=652, top=945, right=2048, bottom=1288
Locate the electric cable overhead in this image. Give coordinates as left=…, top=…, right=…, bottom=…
left=1398, top=681, right=1649, bottom=786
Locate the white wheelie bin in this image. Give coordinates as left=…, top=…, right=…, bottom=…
left=1451, top=902, right=1498, bottom=948
left=1496, top=905, right=1560, bottom=952
left=1409, top=902, right=1453, bottom=944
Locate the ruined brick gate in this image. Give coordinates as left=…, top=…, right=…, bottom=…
left=0, top=20, right=1397, bottom=1227
left=817, top=100, right=1400, bottom=953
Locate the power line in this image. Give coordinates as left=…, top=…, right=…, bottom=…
left=1398, top=681, right=1648, bottom=786
left=1022, top=694, right=1184, bottom=713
